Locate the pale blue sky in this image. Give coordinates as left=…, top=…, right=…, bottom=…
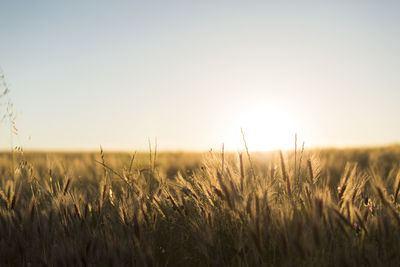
left=0, top=1, right=399, bottom=151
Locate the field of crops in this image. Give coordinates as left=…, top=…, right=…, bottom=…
left=1, top=146, right=400, bottom=266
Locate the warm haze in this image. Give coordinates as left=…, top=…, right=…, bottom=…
left=3, top=2, right=400, bottom=267
left=0, top=1, right=400, bottom=151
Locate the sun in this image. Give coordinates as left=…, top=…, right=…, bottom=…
left=227, top=105, right=300, bottom=151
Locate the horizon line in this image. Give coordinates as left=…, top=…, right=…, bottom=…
left=0, top=142, right=399, bottom=154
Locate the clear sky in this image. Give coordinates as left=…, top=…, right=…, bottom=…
left=0, top=1, right=399, bottom=151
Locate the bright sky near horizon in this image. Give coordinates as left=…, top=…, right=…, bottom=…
left=0, top=1, right=399, bottom=151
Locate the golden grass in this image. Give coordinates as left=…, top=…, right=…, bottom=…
left=0, top=146, right=399, bottom=265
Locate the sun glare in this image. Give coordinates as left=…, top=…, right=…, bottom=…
left=227, top=105, right=300, bottom=151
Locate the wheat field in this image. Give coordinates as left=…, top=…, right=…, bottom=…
left=1, top=1, right=399, bottom=266
left=0, top=146, right=399, bottom=266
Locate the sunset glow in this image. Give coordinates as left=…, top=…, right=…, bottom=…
left=0, top=1, right=399, bottom=151
left=226, top=105, right=300, bottom=151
